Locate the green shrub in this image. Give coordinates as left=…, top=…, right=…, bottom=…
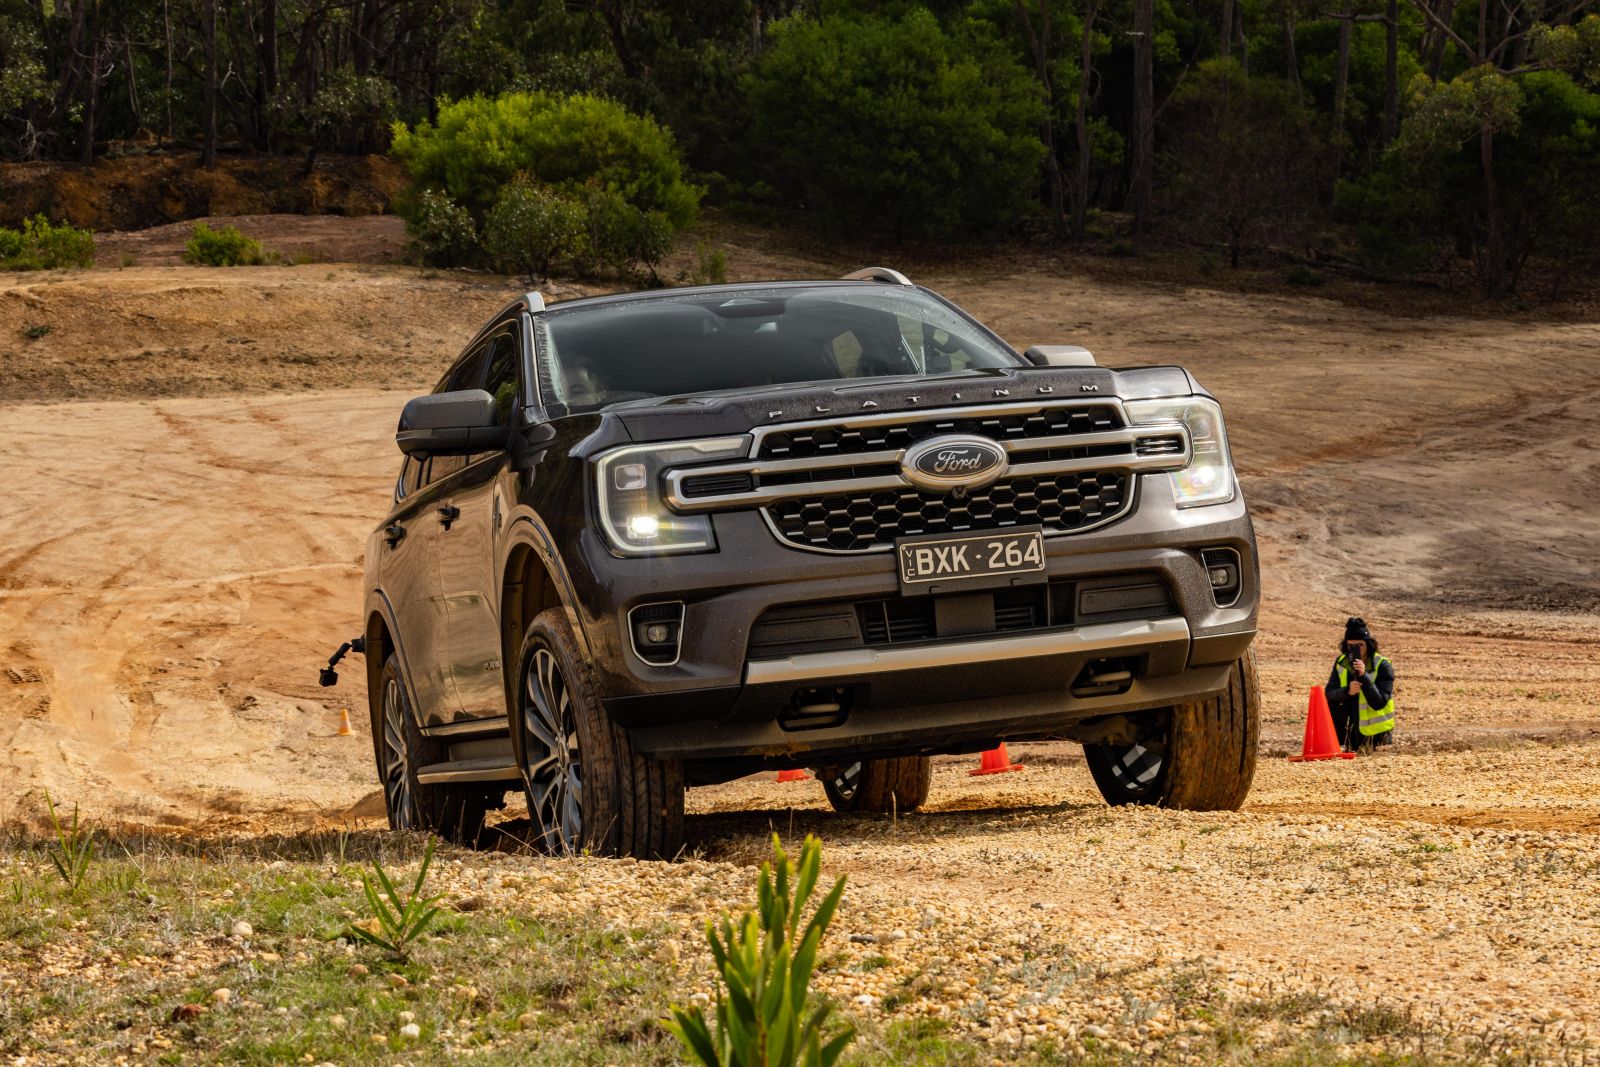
left=43, top=792, right=95, bottom=896
left=404, top=189, right=479, bottom=268
left=580, top=185, right=673, bottom=278
left=666, top=835, right=853, bottom=1067
left=693, top=238, right=729, bottom=285
left=183, top=223, right=264, bottom=267
left=391, top=91, right=701, bottom=227
left=1285, top=265, right=1326, bottom=286
left=0, top=216, right=96, bottom=270
left=483, top=177, right=586, bottom=281
left=746, top=10, right=1045, bottom=239
left=339, top=837, right=443, bottom=960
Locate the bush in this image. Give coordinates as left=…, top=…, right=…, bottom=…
left=580, top=185, right=673, bottom=278
left=745, top=9, right=1045, bottom=239
left=183, top=223, right=264, bottom=266
left=0, top=216, right=95, bottom=270
left=483, top=177, right=586, bottom=281
left=391, top=91, right=701, bottom=227
left=404, top=189, right=479, bottom=268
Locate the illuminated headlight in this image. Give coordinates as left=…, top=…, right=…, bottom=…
left=595, top=437, right=749, bottom=555
left=1125, top=397, right=1236, bottom=508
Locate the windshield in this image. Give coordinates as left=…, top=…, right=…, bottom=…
left=535, top=284, right=1021, bottom=414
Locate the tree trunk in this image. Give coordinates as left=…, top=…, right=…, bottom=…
left=1283, top=2, right=1301, bottom=97
left=1333, top=0, right=1352, bottom=181
left=1382, top=0, right=1399, bottom=142
left=1131, top=0, right=1155, bottom=232
left=79, top=5, right=99, bottom=165
left=1220, top=0, right=1234, bottom=59
left=1425, top=0, right=1454, bottom=79
left=1238, top=8, right=1250, bottom=76
left=1479, top=119, right=1505, bottom=295
left=256, top=0, right=279, bottom=151
left=1074, top=0, right=1098, bottom=238
left=1016, top=0, right=1068, bottom=239
left=202, top=0, right=218, bottom=168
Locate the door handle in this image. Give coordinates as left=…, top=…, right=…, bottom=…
left=384, top=523, right=407, bottom=547
left=438, top=505, right=460, bottom=530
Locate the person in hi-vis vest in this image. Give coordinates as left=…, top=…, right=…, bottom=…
left=1324, top=617, right=1395, bottom=752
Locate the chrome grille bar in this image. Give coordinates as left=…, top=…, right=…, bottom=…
left=663, top=425, right=1190, bottom=513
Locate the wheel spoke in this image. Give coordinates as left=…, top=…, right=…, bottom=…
left=518, top=643, right=586, bottom=855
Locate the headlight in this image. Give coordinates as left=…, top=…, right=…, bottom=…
left=595, top=437, right=749, bottom=555
left=1125, top=397, right=1236, bottom=508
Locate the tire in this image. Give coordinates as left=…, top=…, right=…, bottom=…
left=821, top=757, right=932, bottom=814
left=1084, top=648, right=1260, bottom=811
left=510, top=607, right=684, bottom=859
left=371, top=653, right=494, bottom=844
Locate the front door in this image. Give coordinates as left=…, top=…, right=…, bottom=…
left=440, top=327, right=523, bottom=721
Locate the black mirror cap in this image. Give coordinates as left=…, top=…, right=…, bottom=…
left=395, top=389, right=509, bottom=456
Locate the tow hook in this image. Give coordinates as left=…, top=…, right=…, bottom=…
left=319, top=636, right=366, bottom=687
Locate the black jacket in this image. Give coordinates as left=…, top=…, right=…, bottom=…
left=1325, top=654, right=1395, bottom=718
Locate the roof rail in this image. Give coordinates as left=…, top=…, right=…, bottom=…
left=841, top=267, right=913, bottom=286
left=524, top=291, right=546, bottom=312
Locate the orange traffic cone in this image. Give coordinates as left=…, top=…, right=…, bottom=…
left=970, top=743, right=1024, bottom=776
left=336, top=706, right=353, bottom=737
left=776, top=768, right=808, bottom=782
left=1287, top=686, right=1355, bottom=762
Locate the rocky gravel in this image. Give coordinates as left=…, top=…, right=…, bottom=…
left=409, top=742, right=1600, bottom=1062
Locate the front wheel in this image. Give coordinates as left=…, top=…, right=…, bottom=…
left=371, top=654, right=494, bottom=844
left=1084, top=648, right=1260, bottom=811
left=510, top=608, right=684, bottom=859
left=821, top=757, right=932, bottom=814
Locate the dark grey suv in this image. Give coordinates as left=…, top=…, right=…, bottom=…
left=356, top=269, right=1261, bottom=858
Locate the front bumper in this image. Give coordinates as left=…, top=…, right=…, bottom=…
left=569, top=475, right=1258, bottom=760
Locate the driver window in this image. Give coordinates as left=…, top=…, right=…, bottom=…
left=482, top=330, right=520, bottom=426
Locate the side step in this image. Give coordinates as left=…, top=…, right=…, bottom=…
left=414, top=757, right=521, bottom=786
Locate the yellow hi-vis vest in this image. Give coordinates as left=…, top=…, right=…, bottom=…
left=1337, top=653, right=1395, bottom=736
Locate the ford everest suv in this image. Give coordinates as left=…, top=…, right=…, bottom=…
left=357, top=270, right=1260, bottom=857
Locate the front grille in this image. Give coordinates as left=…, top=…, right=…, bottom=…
left=759, top=404, right=1123, bottom=460
left=768, top=472, right=1131, bottom=552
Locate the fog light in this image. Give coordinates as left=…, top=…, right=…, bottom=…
left=614, top=463, right=648, bottom=491
left=1200, top=548, right=1242, bottom=606
left=628, top=602, right=685, bottom=666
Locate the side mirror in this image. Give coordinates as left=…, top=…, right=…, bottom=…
left=396, top=389, right=509, bottom=456
left=1023, top=344, right=1097, bottom=368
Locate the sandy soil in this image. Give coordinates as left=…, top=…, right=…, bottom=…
left=5, top=216, right=1600, bottom=1058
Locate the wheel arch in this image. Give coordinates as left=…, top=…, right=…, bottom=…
left=499, top=522, right=588, bottom=707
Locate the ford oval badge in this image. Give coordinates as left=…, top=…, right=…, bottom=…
left=901, top=435, right=1008, bottom=493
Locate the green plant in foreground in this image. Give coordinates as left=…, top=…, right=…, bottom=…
left=340, top=837, right=443, bottom=958
left=43, top=792, right=94, bottom=895
left=667, top=834, right=854, bottom=1067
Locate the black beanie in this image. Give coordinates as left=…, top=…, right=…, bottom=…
left=1342, top=616, right=1378, bottom=653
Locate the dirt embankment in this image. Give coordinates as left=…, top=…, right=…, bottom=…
left=0, top=152, right=408, bottom=231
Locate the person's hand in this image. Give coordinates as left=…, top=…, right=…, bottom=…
left=1348, top=681, right=1361, bottom=696
left=1351, top=658, right=1365, bottom=677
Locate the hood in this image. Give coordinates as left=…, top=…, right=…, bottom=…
left=606, top=365, right=1197, bottom=444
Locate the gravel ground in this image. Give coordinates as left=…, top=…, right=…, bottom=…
left=398, top=742, right=1600, bottom=1063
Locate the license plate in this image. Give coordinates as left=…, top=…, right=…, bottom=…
left=896, top=527, right=1047, bottom=595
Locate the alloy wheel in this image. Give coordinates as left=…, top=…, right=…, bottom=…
left=520, top=647, right=583, bottom=853
left=1103, top=742, right=1164, bottom=799
left=826, top=762, right=863, bottom=802
left=380, top=677, right=417, bottom=829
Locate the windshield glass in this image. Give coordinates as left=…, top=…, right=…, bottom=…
left=535, top=284, right=1020, bottom=414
